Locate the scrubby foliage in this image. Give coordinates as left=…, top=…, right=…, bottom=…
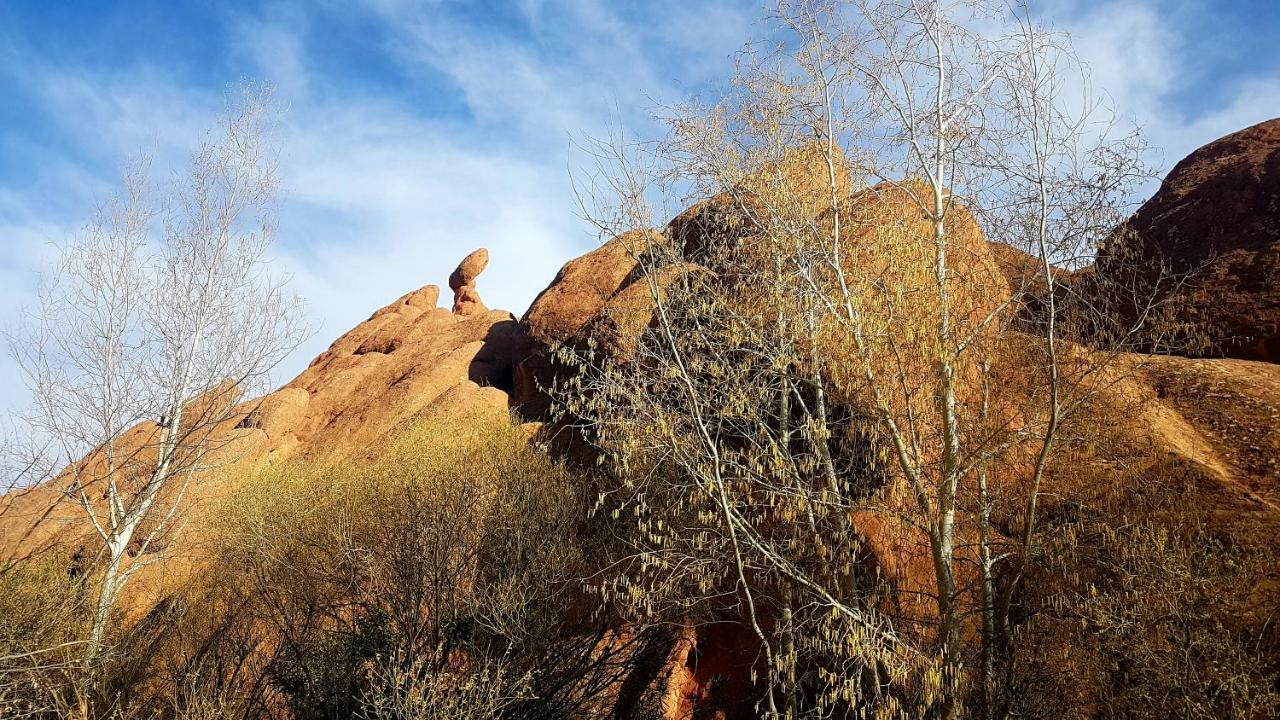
left=181, top=412, right=593, bottom=719
left=0, top=554, right=92, bottom=717
left=1007, top=466, right=1280, bottom=720
left=0, top=411, right=613, bottom=720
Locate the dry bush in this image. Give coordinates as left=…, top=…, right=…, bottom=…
left=358, top=658, right=532, bottom=720
left=153, top=410, right=592, bottom=719
left=0, top=554, right=93, bottom=719
left=568, top=228, right=963, bottom=718
left=1003, top=458, right=1280, bottom=719
left=0, top=408, right=627, bottom=720
left=0, top=551, right=224, bottom=720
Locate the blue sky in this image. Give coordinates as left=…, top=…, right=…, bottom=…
left=1, top=0, right=1278, bottom=418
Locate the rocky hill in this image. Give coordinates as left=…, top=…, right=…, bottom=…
left=1098, top=118, right=1280, bottom=361
left=2, top=122, right=1279, bottom=719
left=0, top=261, right=524, bottom=577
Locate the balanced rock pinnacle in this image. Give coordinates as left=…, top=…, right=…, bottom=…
left=449, top=248, right=489, bottom=315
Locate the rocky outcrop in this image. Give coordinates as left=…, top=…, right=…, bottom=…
left=837, top=181, right=1007, bottom=338
left=522, top=234, right=645, bottom=347
left=2, top=252, right=522, bottom=570
left=515, top=143, right=855, bottom=419
left=1099, top=118, right=1280, bottom=361
left=513, top=230, right=656, bottom=418
left=254, top=283, right=517, bottom=458
left=512, top=230, right=670, bottom=415
left=450, top=247, right=490, bottom=315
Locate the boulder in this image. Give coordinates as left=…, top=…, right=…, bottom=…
left=449, top=247, right=489, bottom=291
left=450, top=248, right=491, bottom=315
left=579, top=263, right=695, bottom=358
left=817, top=182, right=1008, bottom=418
left=1099, top=118, right=1280, bottom=361
left=522, top=232, right=650, bottom=346
left=513, top=231, right=656, bottom=418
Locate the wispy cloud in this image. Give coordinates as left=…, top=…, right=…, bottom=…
left=1051, top=0, right=1280, bottom=173
left=230, top=5, right=312, bottom=99
left=0, top=0, right=1276, bottom=425
left=0, top=0, right=759, bottom=420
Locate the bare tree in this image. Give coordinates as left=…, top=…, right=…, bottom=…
left=8, top=82, right=307, bottom=662
left=564, top=1, right=1154, bottom=716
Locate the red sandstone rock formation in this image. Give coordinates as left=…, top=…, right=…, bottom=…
left=4, top=136, right=1280, bottom=720
left=1100, top=118, right=1280, bottom=361
left=515, top=143, right=855, bottom=418
left=514, top=230, right=652, bottom=418
left=1, top=251, right=523, bottom=578
left=450, top=247, right=490, bottom=315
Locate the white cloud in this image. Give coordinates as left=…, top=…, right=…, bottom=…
left=31, top=67, right=217, bottom=165
left=0, top=219, right=65, bottom=415
left=1052, top=0, right=1280, bottom=181
left=0, top=0, right=760, bottom=424
left=3, top=0, right=1275, bottom=429
left=231, top=7, right=311, bottom=99
left=1066, top=2, right=1176, bottom=111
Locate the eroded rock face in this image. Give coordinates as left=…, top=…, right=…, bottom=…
left=1100, top=118, right=1280, bottom=361
left=266, top=249, right=515, bottom=457
left=258, top=286, right=516, bottom=459
left=837, top=182, right=1008, bottom=338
